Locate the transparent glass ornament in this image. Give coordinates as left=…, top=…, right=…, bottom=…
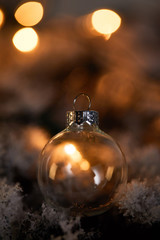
left=38, top=94, right=127, bottom=216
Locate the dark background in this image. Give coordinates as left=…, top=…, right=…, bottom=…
left=0, top=0, right=160, bottom=239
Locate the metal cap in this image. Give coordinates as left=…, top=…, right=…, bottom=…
left=66, top=93, right=99, bottom=126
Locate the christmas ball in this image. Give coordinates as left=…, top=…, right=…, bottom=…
left=38, top=94, right=127, bottom=216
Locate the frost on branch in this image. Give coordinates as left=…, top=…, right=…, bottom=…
left=42, top=203, right=100, bottom=240
left=117, top=178, right=160, bottom=225
left=0, top=179, right=23, bottom=240
left=42, top=203, right=84, bottom=240
left=18, top=203, right=85, bottom=240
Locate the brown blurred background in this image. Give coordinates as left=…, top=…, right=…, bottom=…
left=0, top=0, right=159, bottom=181
left=0, top=1, right=160, bottom=239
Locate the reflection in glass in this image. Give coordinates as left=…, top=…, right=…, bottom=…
left=38, top=122, right=127, bottom=216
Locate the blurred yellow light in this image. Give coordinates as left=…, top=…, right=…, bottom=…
left=27, top=127, right=49, bottom=150
left=71, top=151, right=82, bottom=163
left=12, top=27, right=39, bottom=52
left=91, top=9, right=121, bottom=35
left=80, top=160, right=90, bottom=171
left=64, top=144, right=76, bottom=155
left=15, top=1, right=44, bottom=26
left=0, top=9, right=4, bottom=27
left=64, top=144, right=82, bottom=163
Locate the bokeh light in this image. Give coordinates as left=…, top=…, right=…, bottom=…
left=0, top=9, right=4, bottom=27
left=64, top=144, right=76, bottom=155
left=27, top=127, right=49, bottom=150
left=64, top=143, right=82, bottom=163
left=12, top=27, right=39, bottom=52
left=80, top=160, right=90, bottom=171
left=15, top=1, right=44, bottom=26
left=91, top=9, right=121, bottom=35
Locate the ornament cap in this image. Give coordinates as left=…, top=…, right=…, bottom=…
left=66, top=110, right=99, bottom=126
left=66, top=93, right=99, bottom=126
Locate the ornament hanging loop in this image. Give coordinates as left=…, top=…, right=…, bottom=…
left=67, top=93, right=98, bottom=126
left=73, top=93, right=91, bottom=111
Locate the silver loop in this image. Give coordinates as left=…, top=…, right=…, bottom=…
left=73, top=93, right=91, bottom=111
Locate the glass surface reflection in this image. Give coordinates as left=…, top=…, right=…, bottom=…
left=38, top=122, right=127, bottom=216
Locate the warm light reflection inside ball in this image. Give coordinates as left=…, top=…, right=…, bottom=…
left=64, top=144, right=76, bottom=155
left=15, top=1, right=44, bottom=26
left=38, top=123, right=127, bottom=216
left=12, top=27, right=39, bottom=52
left=80, top=159, right=90, bottom=171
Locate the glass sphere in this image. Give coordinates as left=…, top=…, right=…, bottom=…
left=38, top=122, right=127, bottom=216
